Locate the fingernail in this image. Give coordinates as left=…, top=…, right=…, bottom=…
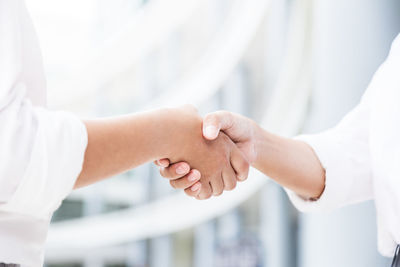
left=204, top=126, right=217, bottom=138
left=157, top=160, right=165, bottom=167
left=191, top=183, right=201, bottom=191
left=160, top=160, right=168, bottom=167
left=176, top=165, right=189, bottom=175
left=188, top=174, right=199, bottom=182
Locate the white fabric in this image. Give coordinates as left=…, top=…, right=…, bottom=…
left=0, top=0, right=88, bottom=266
left=286, top=33, right=400, bottom=257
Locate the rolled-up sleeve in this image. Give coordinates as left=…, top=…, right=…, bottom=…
left=286, top=80, right=377, bottom=212
left=285, top=35, right=400, bottom=213
left=0, top=85, right=88, bottom=219
left=0, top=0, right=88, bottom=219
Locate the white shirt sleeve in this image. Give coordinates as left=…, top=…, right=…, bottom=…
left=285, top=65, right=384, bottom=212
left=0, top=0, right=88, bottom=219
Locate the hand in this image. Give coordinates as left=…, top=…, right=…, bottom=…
left=156, top=106, right=250, bottom=199
left=203, top=111, right=326, bottom=199
left=202, top=111, right=258, bottom=164
left=154, top=159, right=202, bottom=196
left=157, top=109, right=326, bottom=200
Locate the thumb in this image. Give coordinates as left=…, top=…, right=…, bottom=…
left=202, top=111, right=233, bottom=140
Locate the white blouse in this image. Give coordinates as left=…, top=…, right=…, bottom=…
left=0, top=0, right=88, bottom=266
left=287, top=33, right=400, bottom=257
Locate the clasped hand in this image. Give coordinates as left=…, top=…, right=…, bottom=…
left=155, top=105, right=256, bottom=200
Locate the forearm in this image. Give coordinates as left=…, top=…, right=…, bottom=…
left=75, top=109, right=172, bottom=188
left=253, top=127, right=325, bottom=199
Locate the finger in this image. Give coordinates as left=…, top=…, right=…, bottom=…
left=154, top=159, right=170, bottom=168
left=184, top=182, right=202, bottom=197
left=202, top=111, right=233, bottom=140
left=222, top=164, right=237, bottom=191
left=169, top=170, right=201, bottom=189
left=197, top=180, right=212, bottom=200
left=230, top=147, right=250, bottom=182
left=210, top=175, right=224, bottom=196
left=159, top=162, right=191, bottom=179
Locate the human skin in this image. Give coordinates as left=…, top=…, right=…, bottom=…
left=158, top=111, right=325, bottom=200
left=75, top=106, right=249, bottom=200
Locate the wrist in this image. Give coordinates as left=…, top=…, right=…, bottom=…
left=252, top=124, right=275, bottom=170
left=126, top=108, right=174, bottom=161
left=148, top=108, right=178, bottom=159
left=153, top=106, right=203, bottom=160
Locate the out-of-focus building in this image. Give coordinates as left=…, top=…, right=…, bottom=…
left=24, top=0, right=400, bottom=266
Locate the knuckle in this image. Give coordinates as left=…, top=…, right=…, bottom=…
left=213, top=110, right=225, bottom=116
left=218, top=110, right=233, bottom=123
left=218, top=110, right=230, bottom=118
left=204, top=113, right=221, bottom=127
left=204, top=113, right=215, bottom=122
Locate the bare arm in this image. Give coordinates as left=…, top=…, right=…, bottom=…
left=252, top=126, right=325, bottom=199
left=76, top=109, right=173, bottom=188
left=75, top=107, right=249, bottom=202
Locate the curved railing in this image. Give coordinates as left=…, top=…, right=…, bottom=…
left=46, top=0, right=313, bottom=261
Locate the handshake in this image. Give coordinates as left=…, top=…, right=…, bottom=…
left=153, top=105, right=258, bottom=200
left=79, top=104, right=324, bottom=201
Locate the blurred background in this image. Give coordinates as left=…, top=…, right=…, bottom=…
left=24, top=0, right=400, bottom=266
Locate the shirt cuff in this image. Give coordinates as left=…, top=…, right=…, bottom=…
left=1, top=108, right=88, bottom=219
left=285, top=132, right=354, bottom=213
